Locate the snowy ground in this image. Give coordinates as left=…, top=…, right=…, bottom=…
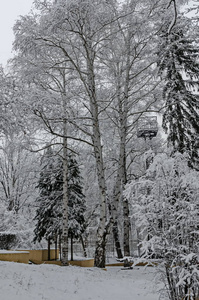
left=0, top=261, right=163, bottom=300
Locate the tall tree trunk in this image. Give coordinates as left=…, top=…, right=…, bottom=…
left=137, top=229, right=141, bottom=257
left=85, top=39, right=109, bottom=268
left=59, top=234, right=62, bottom=262
left=123, top=197, right=131, bottom=256
left=93, top=126, right=109, bottom=267
left=94, top=223, right=110, bottom=268
left=70, top=234, right=73, bottom=261
left=55, top=235, right=57, bottom=260
left=110, top=53, right=132, bottom=258
left=112, top=220, right=123, bottom=258
left=121, top=147, right=131, bottom=257
left=61, top=120, right=69, bottom=266
left=111, top=151, right=124, bottom=258
left=80, top=235, right=87, bottom=258
left=121, top=31, right=132, bottom=257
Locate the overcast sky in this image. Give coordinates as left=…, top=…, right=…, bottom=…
left=0, top=0, right=34, bottom=66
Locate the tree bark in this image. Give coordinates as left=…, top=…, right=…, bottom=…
left=80, top=235, right=87, bottom=258
left=123, top=197, right=131, bottom=256
left=94, top=223, right=110, bottom=268
left=111, top=152, right=123, bottom=258
left=121, top=31, right=132, bottom=257
left=55, top=235, right=57, bottom=260
left=109, top=37, right=132, bottom=257
left=85, top=38, right=109, bottom=268
left=112, top=220, right=123, bottom=259
left=59, top=234, right=62, bottom=262
left=70, top=234, right=73, bottom=261
left=61, top=120, right=69, bottom=266
left=48, top=237, right=51, bottom=261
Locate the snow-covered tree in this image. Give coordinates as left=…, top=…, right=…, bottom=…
left=13, top=0, right=116, bottom=267
left=0, top=130, right=38, bottom=213
left=33, top=147, right=61, bottom=243
left=33, top=147, right=86, bottom=254
left=11, top=0, right=190, bottom=267
left=102, top=0, right=165, bottom=258
left=125, top=152, right=199, bottom=300
left=67, top=155, right=86, bottom=240
left=157, top=19, right=199, bottom=168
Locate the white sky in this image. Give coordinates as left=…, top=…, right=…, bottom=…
left=0, top=0, right=34, bottom=66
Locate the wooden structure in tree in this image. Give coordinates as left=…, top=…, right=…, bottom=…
left=137, top=116, right=158, bottom=139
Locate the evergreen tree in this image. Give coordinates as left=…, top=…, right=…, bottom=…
left=33, top=148, right=86, bottom=246
left=157, top=19, right=199, bottom=168
left=33, top=147, right=62, bottom=243
left=67, top=156, right=86, bottom=240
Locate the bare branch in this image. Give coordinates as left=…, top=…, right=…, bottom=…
left=168, top=0, right=177, bottom=34
left=33, top=109, right=94, bottom=147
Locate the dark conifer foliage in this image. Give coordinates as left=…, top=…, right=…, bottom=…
left=157, top=20, right=199, bottom=168
left=33, top=147, right=86, bottom=243
left=67, top=155, right=86, bottom=239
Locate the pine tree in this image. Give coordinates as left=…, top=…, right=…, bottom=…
left=33, top=148, right=86, bottom=250
left=33, top=147, right=62, bottom=243
left=67, top=156, right=86, bottom=240
left=157, top=19, right=199, bottom=168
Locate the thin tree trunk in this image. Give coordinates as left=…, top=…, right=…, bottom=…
left=111, top=160, right=124, bottom=259
left=80, top=235, right=87, bottom=258
left=85, top=38, right=109, bottom=268
left=122, top=148, right=131, bottom=257
left=55, top=235, right=57, bottom=260
left=137, top=229, right=141, bottom=257
left=71, top=235, right=73, bottom=261
left=91, top=97, right=108, bottom=268
left=121, top=31, right=132, bottom=257
left=112, top=220, right=123, bottom=259
left=48, top=237, right=51, bottom=261
left=109, top=169, right=123, bottom=258
left=123, top=197, right=131, bottom=256
left=110, top=54, right=132, bottom=258
left=61, top=120, right=69, bottom=266
left=59, top=234, right=62, bottom=262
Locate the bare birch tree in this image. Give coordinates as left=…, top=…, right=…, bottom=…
left=100, top=0, right=169, bottom=257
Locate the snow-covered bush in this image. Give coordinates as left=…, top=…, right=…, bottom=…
left=0, top=201, right=35, bottom=249
left=125, top=152, right=199, bottom=300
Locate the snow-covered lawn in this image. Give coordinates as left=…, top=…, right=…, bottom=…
left=0, top=261, right=162, bottom=300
